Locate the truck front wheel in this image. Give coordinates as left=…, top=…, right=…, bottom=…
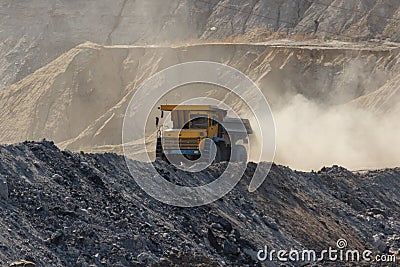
left=213, top=145, right=222, bottom=163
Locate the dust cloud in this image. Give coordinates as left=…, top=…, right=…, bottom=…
left=272, top=94, right=400, bottom=171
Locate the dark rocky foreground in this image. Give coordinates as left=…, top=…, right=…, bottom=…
left=0, top=141, right=399, bottom=266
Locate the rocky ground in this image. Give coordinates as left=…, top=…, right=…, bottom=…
left=0, top=140, right=399, bottom=266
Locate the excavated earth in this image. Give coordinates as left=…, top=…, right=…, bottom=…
left=1, top=42, right=400, bottom=158
left=0, top=141, right=399, bottom=266
left=2, top=0, right=400, bottom=88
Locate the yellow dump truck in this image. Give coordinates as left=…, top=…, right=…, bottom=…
left=155, top=105, right=252, bottom=163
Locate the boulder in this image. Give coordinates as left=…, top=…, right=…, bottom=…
left=0, top=176, right=8, bottom=201
left=137, top=252, right=157, bottom=265
left=9, top=261, right=35, bottom=267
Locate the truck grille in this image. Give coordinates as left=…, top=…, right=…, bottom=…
left=163, top=138, right=200, bottom=150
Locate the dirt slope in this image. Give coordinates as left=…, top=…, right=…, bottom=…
left=0, top=141, right=398, bottom=266
left=348, top=73, right=400, bottom=114
left=0, top=41, right=399, bottom=170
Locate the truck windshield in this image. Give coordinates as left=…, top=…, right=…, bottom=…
left=190, top=117, right=208, bottom=129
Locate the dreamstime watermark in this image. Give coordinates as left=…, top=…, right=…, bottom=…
left=122, top=61, right=276, bottom=207
left=257, top=238, right=396, bottom=264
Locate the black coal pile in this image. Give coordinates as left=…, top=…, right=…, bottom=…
left=0, top=141, right=399, bottom=266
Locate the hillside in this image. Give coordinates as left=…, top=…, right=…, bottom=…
left=1, top=0, right=400, bottom=88
left=349, top=72, right=400, bottom=114
left=0, top=41, right=399, bottom=170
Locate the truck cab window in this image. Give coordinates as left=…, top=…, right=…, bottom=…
left=190, top=117, right=208, bottom=129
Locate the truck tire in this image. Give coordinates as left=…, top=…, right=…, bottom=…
left=155, top=137, right=163, bottom=159
left=217, top=143, right=230, bottom=162
left=201, top=139, right=222, bottom=164
left=232, top=145, right=247, bottom=163
left=161, top=153, right=169, bottom=164
left=213, top=145, right=221, bottom=164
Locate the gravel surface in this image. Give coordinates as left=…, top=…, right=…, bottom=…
left=0, top=141, right=399, bottom=266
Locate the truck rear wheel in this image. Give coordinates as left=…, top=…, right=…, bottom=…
left=232, top=145, right=247, bottom=163
left=216, top=143, right=230, bottom=162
